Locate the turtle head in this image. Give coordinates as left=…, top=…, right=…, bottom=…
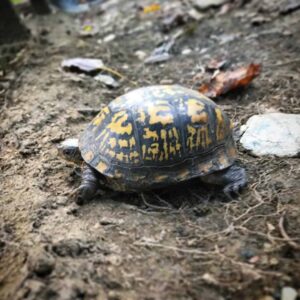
left=57, top=138, right=82, bottom=163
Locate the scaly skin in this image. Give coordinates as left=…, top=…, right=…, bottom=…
left=76, top=164, right=100, bottom=205
left=201, top=165, right=247, bottom=198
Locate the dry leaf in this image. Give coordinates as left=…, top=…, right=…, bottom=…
left=199, top=63, right=261, bottom=98
left=143, top=3, right=161, bottom=14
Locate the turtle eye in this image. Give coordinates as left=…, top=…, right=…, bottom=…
left=63, top=149, right=71, bottom=156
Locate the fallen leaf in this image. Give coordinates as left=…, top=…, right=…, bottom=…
left=199, top=63, right=261, bottom=97
left=143, top=3, right=161, bottom=14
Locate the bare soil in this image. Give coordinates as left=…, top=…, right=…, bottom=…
left=1, top=1, right=300, bottom=299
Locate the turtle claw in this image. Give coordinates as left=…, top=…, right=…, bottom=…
left=223, top=180, right=246, bottom=200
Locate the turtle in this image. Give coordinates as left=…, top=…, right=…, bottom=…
left=58, top=85, right=247, bottom=204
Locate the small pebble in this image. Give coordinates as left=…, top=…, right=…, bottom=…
left=27, top=249, right=55, bottom=277
left=181, top=48, right=192, bottom=55
left=135, top=50, right=147, bottom=60
left=103, top=34, right=116, bottom=43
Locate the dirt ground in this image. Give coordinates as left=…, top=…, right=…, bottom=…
left=1, top=0, right=300, bottom=299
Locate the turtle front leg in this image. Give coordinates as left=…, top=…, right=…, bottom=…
left=201, top=165, right=247, bottom=198
left=76, top=163, right=100, bottom=205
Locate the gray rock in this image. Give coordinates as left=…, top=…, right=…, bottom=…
left=281, top=287, right=298, bottom=300
left=240, top=113, right=300, bottom=157
left=94, top=74, right=119, bottom=88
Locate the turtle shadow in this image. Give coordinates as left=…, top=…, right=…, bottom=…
left=96, top=179, right=230, bottom=212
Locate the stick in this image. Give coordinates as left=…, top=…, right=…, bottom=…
left=278, top=213, right=300, bottom=250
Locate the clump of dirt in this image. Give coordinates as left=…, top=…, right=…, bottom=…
left=0, top=0, right=300, bottom=299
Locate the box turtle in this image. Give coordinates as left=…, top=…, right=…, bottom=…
left=58, top=85, right=247, bottom=204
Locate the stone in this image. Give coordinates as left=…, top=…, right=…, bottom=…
left=94, top=74, right=119, bottom=88
left=193, top=0, right=228, bottom=10
left=240, top=113, right=300, bottom=157
left=27, top=248, right=55, bottom=277
left=281, top=287, right=298, bottom=300
left=181, top=48, right=192, bottom=55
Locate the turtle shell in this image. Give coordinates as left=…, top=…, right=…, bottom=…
left=79, top=85, right=237, bottom=191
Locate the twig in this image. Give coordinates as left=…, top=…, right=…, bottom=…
left=152, top=193, right=173, bottom=208
left=233, top=201, right=265, bottom=222
left=134, top=241, right=216, bottom=256
left=265, top=59, right=300, bottom=68
left=140, top=193, right=172, bottom=211
left=278, top=213, right=300, bottom=250
left=215, top=245, right=286, bottom=278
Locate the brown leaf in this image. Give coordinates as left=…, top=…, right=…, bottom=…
left=199, top=63, right=261, bottom=98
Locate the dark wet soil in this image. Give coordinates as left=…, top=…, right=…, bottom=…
left=0, top=0, right=300, bottom=299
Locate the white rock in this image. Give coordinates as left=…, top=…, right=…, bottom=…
left=103, top=34, right=116, bottom=43
left=94, top=74, right=119, bottom=88
left=240, top=113, right=300, bottom=157
left=135, top=50, right=147, bottom=60
left=281, top=287, right=298, bottom=300
left=193, top=0, right=227, bottom=10
left=181, top=48, right=192, bottom=55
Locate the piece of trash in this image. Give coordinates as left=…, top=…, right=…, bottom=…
left=78, top=20, right=99, bottom=37
left=144, top=40, right=174, bottom=64
left=240, top=113, right=300, bottom=157
left=62, top=58, right=104, bottom=75
left=192, top=0, right=228, bottom=10
left=280, top=0, right=300, bottom=15
left=199, top=63, right=261, bottom=98
left=142, top=3, right=161, bottom=14
left=94, top=74, right=119, bottom=88
left=281, top=287, right=298, bottom=300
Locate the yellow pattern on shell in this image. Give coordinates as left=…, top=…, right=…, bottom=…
left=108, top=138, right=117, bottom=148
left=97, top=161, right=108, bottom=173
left=92, top=107, right=109, bottom=126
left=215, top=107, right=225, bottom=141
left=118, top=139, right=129, bottom=148
left=148, top=105, right=173, bottom=125
left=187, top=99, right=206, bottom=123
left=129, top=137, right=136, bottom=148
left=143, top=128, right=159, bottom=140
left=107, top=111, right=133, bottom=135
left=83, top=151, right=94, bottom=162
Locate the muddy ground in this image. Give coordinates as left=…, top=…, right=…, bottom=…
left=1, top=0, right=300, bottom=299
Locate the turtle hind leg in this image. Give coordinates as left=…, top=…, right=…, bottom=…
left=222, top=165, right=247, bottom=198
left=76, top=164, right=100, bottom=205
left=201, top=165, right=247, bottom=198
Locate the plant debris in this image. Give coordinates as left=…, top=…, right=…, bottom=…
left=199, top=63, right=261, bottom=97
left=142, top=3, right=161, bottom=14
left=144, top=40, right=174, bottom=64
left=280, top=0, right=300, bottom=15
